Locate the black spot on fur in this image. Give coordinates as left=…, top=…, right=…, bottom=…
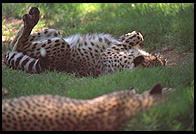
left=55, top=40, right=60, bottom=43
left=121, top=37, right=125, bottom=41
left=32, top=44, right=37, bottom=49
left=129, top=42, right=134, bottom=46
left=90, top=52, right=93, bottom=56
left=44, top=30, right=48, bottom=34
left=55, top=43, right=60, bottom=47
left=94, top=49, right=98, bottom=53
left=84, top=42, right=87, bottom=46
left=91, top=42, right=95, bottom=46
left=41, top=44, right=46, bottom=47
left=99, top=38, right=103, bottom=42
left=48, top=39, right=52, bottom=44
left=54, top=33, right=58, bottom=37
left=53, top=48, right=57, bottom=51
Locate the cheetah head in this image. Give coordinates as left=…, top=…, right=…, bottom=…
left=143, top=82, right=175, bottom=101
left=133, top=53, right=167, bottom=68
left=144, top=53, right=167, bottom=67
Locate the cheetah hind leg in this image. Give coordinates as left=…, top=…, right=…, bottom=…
left=12, top=7, right=40, bottom=52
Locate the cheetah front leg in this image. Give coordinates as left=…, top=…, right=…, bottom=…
left=118, top=31, right=144, bottom=48
left=12, top=7, right=40, bottom=52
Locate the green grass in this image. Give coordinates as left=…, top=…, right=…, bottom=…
left=2, top=3, right=194, bottom=131
left=2, top=62, right=194, bottom=131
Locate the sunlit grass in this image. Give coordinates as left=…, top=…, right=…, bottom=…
left=79, top=3, right=101, bottom=14
left=2, top=3, right=194, bottom=131
left=2, top=61, right=194, bottom=131
left=2, top=3, right=194, bottom=53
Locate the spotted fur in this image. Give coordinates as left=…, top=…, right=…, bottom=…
left=2, top=83, right=174, bottom=131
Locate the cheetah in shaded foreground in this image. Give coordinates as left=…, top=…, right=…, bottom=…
left=2, top=83, right=175, bottom=131
left=4, top=7, right=166, bottom=77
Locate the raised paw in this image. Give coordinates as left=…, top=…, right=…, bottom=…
left=119, top=31, right=144, bottom=47
left=29, top=7, right=40, bottom=16
left=22, top=7, right=40, bottom=29
left=152, top=53, right=168, bottom=66
left=23, top=14, right=32, bottom=28
left=29, top=7, right=40, bottom=25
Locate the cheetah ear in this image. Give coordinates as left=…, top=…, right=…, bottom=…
left=133, top=55, right=144, bottom=67
left=129, top=86, right=136, bottom=94
left=149, top=83, right=163, bottom=95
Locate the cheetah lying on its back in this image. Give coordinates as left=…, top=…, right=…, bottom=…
left=2, top=83, right=174, bottom=131
left=4, top=7, right=166, bottom=77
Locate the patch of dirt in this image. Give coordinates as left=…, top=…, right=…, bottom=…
left=4, top=16, right=23, bottom=25
left=2, top=16, right=49, bottom=43
left=2, top=17, right=23, bottom=42
left=156, top=44, right=193, bottom=67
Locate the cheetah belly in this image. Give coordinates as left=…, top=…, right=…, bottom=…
left=63, top=33, right=121, bottom=76
left=63, top=33, right=120, bottom=49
